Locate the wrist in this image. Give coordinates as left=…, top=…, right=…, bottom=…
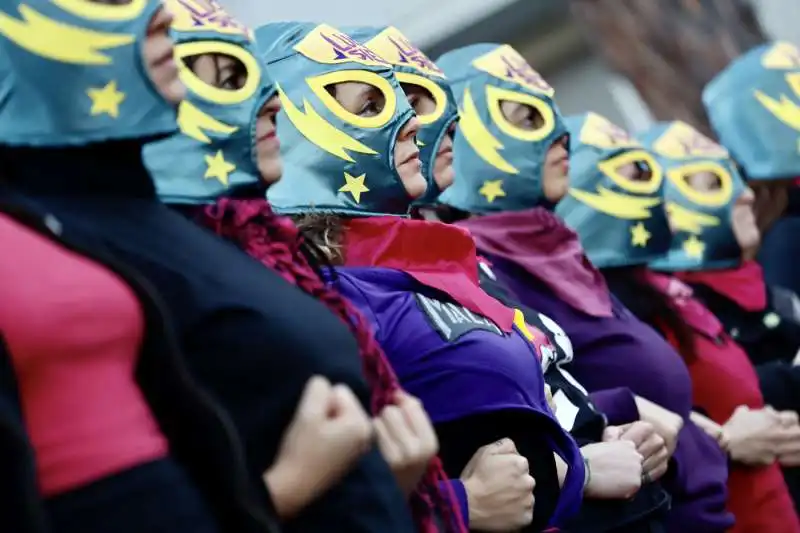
left=461, top=477, right=488, bottom=530
left=582, top=455, right=592, bottom=492
left=263, top=461, right=306, bottom=520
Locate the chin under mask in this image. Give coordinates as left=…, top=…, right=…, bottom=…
left=434, top=43, right=568, bottom=214
left=704, top=41, right=800, bottom=180
left=256, top=21, right=416, bottom=217
left=0, top=0, right=176, bottom=145
left=557, top=112, right=671, bottom=268
left=144, top=0, right=277, bottom=204
left=640, top=120, right=747, bottom=272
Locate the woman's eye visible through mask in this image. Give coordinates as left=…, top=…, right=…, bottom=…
left=500, top=100, right=544, bottom=130
left=685, top=171, right=723, bottom=192
left=618, top=160, right=654, bottom=183
left=184, top=53, right=247, bottom=90
left=359, top=94, right=383, bottom=117
left=326, top=81, right=386, bottom=118
left=401, top=82, right=437, bottom=117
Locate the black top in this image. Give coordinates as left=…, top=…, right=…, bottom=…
left=476, top=262, right=671, bottom=533
left=0, top=193, right=278, bottom=533
left=0, top=142, right=414, bottom=533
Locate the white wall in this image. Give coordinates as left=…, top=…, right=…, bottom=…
left=220, top=0, right=519, bottom=48
left=545, top=56, right=634, bottom=128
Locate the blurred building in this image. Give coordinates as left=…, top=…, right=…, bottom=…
left=227, top=0, right=800, bottom=132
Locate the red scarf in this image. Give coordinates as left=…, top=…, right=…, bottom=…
left=676, top=261, right=767, bottom=312
left=344, top=216, right=515, bottom=332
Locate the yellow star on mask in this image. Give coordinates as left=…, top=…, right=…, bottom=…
left=87, top=80, right=125, bottom=118
left=630, top=222, right=651, bottom=247
left=204, top=150, right=235, bottom=186
left=479, top=179, right=506, bottom=203
left=339, top=173, right=369, bottom=203
left=683, top=235, right=706, bottom=259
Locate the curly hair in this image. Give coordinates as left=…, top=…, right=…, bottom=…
left=195, top=198, right=464, bottom=533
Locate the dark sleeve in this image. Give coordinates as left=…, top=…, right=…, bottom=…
left=0, top=337, right=48, bottom=533
left=756, top=361, right=800, bottom=412
left=437, top=480, right=470, bottom=528
left=434, top=410, right=561, bottom=533
left=589, top=387, right=639, bottom=426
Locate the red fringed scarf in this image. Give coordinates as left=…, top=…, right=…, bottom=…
left=197, top=197, right=465, bottom=533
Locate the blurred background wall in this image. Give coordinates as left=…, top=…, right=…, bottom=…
left=224, top=0, right=799, bottom=133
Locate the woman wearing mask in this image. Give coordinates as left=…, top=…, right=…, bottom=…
left=703, top=41, right=800, bottom=294
left=638, top=120, right=800, bottom=510
left=0, top=0, right=280, bottom=531
left=0, top=1, right=420, bottom=532
left=433, top=44, right=733, bottom=533
left=145, top=8, right=456, bottom=530
left=258, top=22, right=585, bottom=532
left=343, top=25, right=459, bottom=210
left=557, top=112, right=800, bottom=533
left=348, top=27, right=672, bottom=532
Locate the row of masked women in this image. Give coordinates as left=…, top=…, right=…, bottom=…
left=2, top=0, right=800, bottom=531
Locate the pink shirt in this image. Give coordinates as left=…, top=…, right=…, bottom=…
left=0, top=214, right=168, bottom=496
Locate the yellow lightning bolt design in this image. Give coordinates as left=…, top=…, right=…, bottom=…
left=176, top=100, right=238, bottom=144
left=666, top=202, right=720, bottom=234
left=0, top=5, right=134, bottom=65
left=568, top=187, right=661, bottom=220
left=278, top=85, right=376, bottom=163
left=459, top=87, right=518, bottom=174
left=755, top=91, right=800, bottom=137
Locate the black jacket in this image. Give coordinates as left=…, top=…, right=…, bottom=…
left=1, top=142, right=414, bottom=533
left=0, top=195, right=280, bottom=533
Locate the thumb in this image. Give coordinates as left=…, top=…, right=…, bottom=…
left=603, top=426, right=623, bottom=442
left=296, top=375, right=332, bottom=421
left=328, top=384, right=367, bottom=420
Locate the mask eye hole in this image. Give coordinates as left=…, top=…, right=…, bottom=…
left=486, top=85, right=556, bottom=142
left=184, top=53, right=248, bottom=91
left=597, top=150, right=663, bottom=195
left=500, top=100, right=545, bottom=131
left=617, top=160, right=655, bottom=184
left=684, top=171, right=723, bottom=193
left=175, top=40, right=261, bottom=105
left=325, top=81, right=386, bottom=118
left=666, top=162, right=735, bottom=208
left=305, top=69, right=399, bottom=129
left=395, top=72, right=448, bottom=126
left=401, top=83, right=436, bottom=117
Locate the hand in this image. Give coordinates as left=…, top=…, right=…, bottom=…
left=723, top=405, right=785, bottom=465
left=263, top=376, right=372, bottom=519
left=460, top=439, right=536, bottom=532
left=770, top=409, right=800, bottom=466
left=606, top=421, right=669, bottom=481
left=374, top=390, right=438, bottom=495
left=635, top=396, right=684, bottom=455
left=690, top=411, right=729, bottom=449
left=581, top=441, right=643, bottom=499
